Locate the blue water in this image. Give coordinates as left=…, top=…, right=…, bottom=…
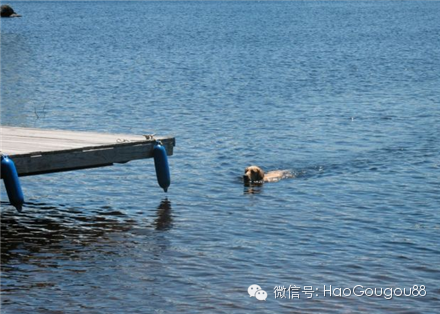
left=1, top=1, right=440, bottom=313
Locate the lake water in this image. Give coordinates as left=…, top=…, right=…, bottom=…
left=1, top=1, right=439, bottom=313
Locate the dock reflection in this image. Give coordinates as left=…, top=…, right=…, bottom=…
left=1, top=198, right=174, bottom=268
left=0, top=201, right=133, bottom=266
left=1, top=199, right=175, bottom=309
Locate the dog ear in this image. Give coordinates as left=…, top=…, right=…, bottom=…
left=244, top=167, right=249, bottom=173
left=257, top=168, right=265, bottom=180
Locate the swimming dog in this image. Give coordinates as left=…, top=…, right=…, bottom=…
left=243, top=165, right=293, bottom=184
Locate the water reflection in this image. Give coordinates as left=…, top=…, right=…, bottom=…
left=0, top=201, right=134, bottom=266
left=1, top=199, right=176, bottom=312
left=1, top=198, right=174, bottom=268
left=153, top=198, right=173, bottom=231
left=243, top=183, right=263, bottom=195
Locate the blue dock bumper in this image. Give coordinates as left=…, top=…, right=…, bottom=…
left=1, top=155, right=24, bottom=211
left=153, top=141, right=171, bottom=192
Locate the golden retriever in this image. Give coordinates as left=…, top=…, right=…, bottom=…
left=243, top=165, right=293, bottom=184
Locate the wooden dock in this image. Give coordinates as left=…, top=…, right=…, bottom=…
left=0, top=126, right=175, bottom=177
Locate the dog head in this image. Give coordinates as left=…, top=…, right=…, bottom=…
left=243, top=166, right=265, bottom=184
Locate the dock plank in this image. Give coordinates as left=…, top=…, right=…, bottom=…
left=0, top=126, right=175, bottom=177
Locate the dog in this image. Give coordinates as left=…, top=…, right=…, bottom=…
left=243, top=165, right=293, bottom=184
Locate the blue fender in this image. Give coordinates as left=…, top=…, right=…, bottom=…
left=153, top=141, right=171, bottom=192
left=1, top=155, right=24, bottom=211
